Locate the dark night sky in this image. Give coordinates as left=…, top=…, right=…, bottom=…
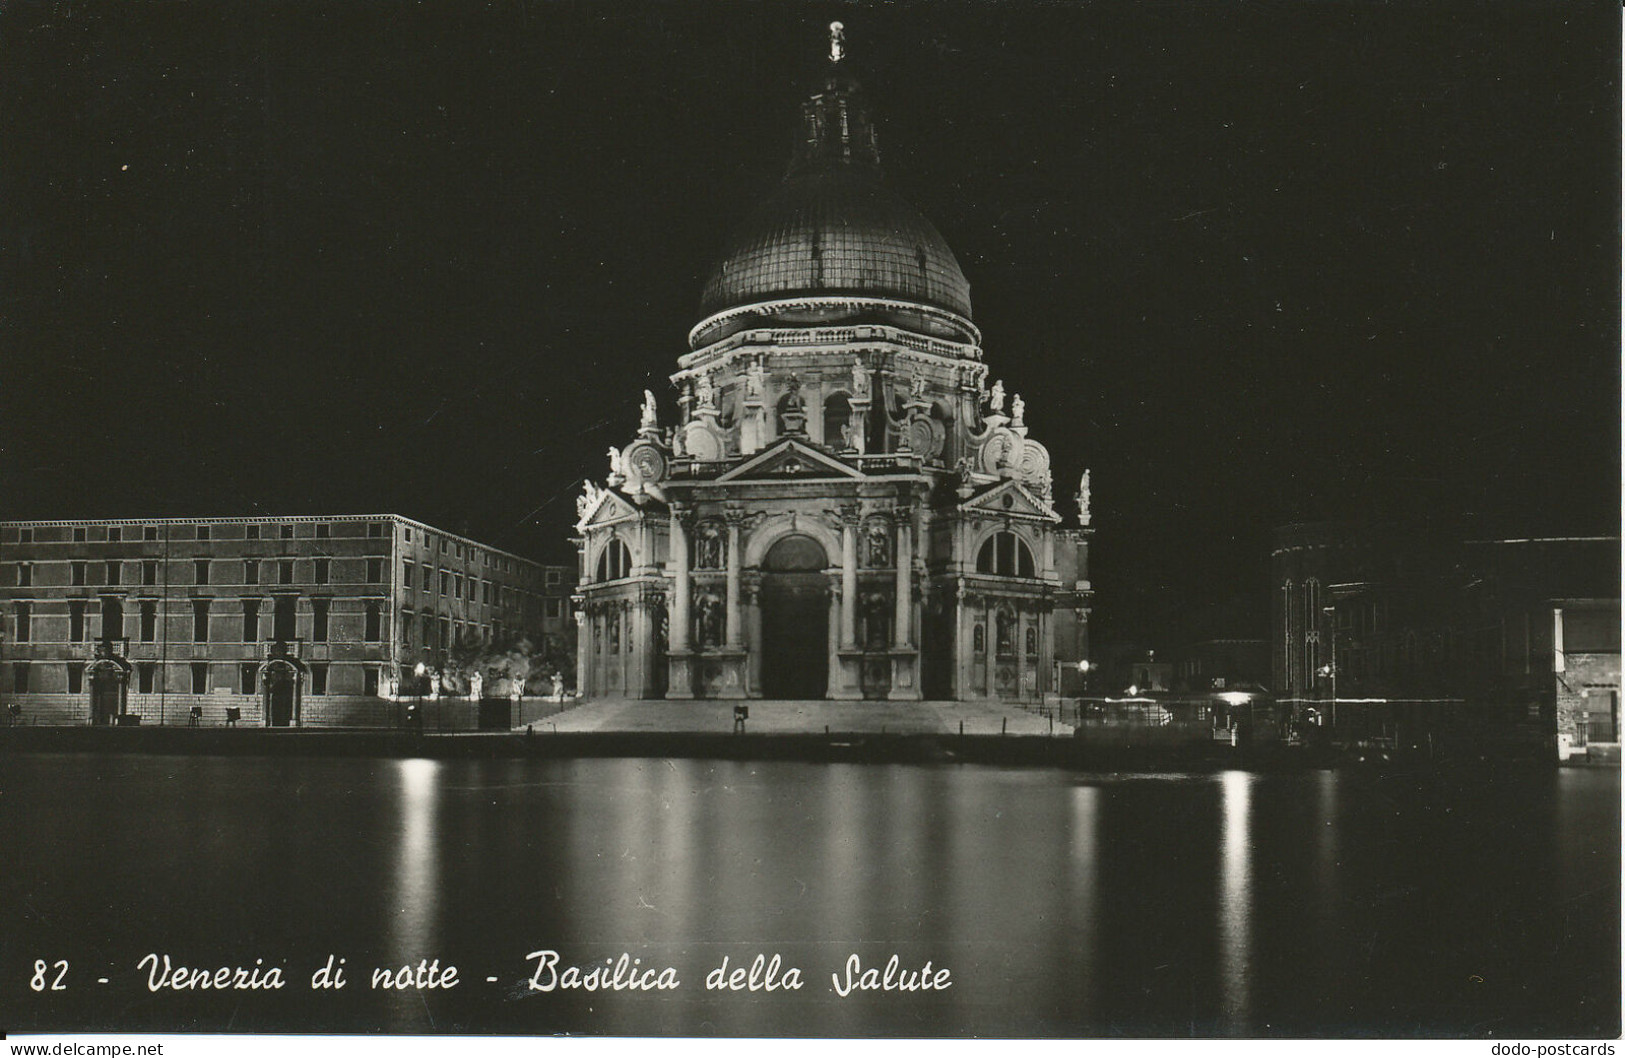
left=4, top=1, right=1619, bottom=646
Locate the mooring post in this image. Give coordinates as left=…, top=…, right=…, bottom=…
left=1002, top=717, right=1007, bottom=736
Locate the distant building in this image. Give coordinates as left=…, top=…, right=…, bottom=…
left=0, top=516, right=571, bottom=727
left=1271, top=522, right=1620, bottom=757
left=1172, top=638, right=1269, bottom=695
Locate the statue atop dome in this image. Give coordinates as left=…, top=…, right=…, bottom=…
left=829, top=21, right=845, bottom=64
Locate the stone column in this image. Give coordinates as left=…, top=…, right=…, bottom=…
left=840, top=512, right=858, bottom=650
left=575, top=607, right=590, bottom=698
left=666, top=511, right=693, bottom=699
left=893, top=510, right=912, bottom=647
left=745, top=579, right=763, bottom=697
left=827, top=574, right=844, bottom=697
left=1015, top=607, right=1028, bottom=701
left=724, top=515, right=743, bottom=649
left=670, top=513, right=690, bottom=652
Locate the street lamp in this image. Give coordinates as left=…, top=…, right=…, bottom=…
left=1321, top=604, right=1337, bottom=735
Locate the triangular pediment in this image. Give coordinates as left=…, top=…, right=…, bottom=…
left=958, top=478, right=1061, bottom=521
left=716, top=438, right=865, bottom=482
left=579, top=488, right=643, bottom=529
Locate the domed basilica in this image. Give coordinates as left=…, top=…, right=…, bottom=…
left=574, top=25, right=1093, bottom=702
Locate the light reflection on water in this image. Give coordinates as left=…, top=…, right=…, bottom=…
left=2, top=754, right=1617, bottom=1037
left=1217, top=770, right=1252, bottom=1030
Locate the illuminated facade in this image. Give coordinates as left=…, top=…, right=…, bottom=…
left=573, top=27, right=1093, bottom=702
left=0, top=515, right=567, bottom=727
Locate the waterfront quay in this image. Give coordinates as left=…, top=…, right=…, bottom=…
left=0, top=695, right=1583, bottom=771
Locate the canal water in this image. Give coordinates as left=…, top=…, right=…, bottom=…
left=2, top=753, right=1617, bottom=1037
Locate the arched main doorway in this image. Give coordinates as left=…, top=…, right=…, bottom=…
left=759, top=534, right=829, bottom=699
left=87, top=656, right=129, bottom=725
left=264, top=657, right=303, bottom=727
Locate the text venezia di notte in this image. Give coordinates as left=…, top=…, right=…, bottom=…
left=129, top=951, right=952, bottom=998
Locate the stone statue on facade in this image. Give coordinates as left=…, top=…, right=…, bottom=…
left=1077, top=469, right=1092, bottom=527
left=695, top=373, right=716, bottom=410
left=866, top=520, right=891, bottom=568
left=851, top=360, right=870, bottom=400
left=987, top=379, right=1006, bottom=415
left=640, top=389, right=660, bottom=431
left=1011, top=393, right=1025, bottom=426
left=746, top=359, right=767, bottom=400
left=778, top=373, right=808, bottom=435
left=696, top=593, right=723, bottom=647
left=696, top=523, right=725, bottom=569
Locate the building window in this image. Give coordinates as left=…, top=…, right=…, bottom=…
left=405, top=528, right=413, bottom=543
left=19, top=528, right=33, bottom=543
left=595, top=539, right=633, bottom=581
left=244, top=560, right=258, bottom=585
left=74, top=528, right=87, bottom=543
left=71, top=562, right=86, bottom=587
left=142, top=560, right=158, bottom=586
left=454, top=574, right=463, bottom=599
left=316, top=523, right=330, bottom=539
left=246, top=525, right=260, bottom=540
left=403, top=562, right=414, bottom=588
left=67, top=663, right=84, bottom=694
left=312, top=599, right=329, bottom=643
left=279, top=560, right=294, bottom=585
left=108, top=527, right=122, bottom=543
left=439, top=571, right=449, bottom=596
left=140, top=602, right=156, bottom=643
left=242, top=600, right=260, bottom=643
left=440, top=539, right=449, bottom=554
left=144, top=526, right=158, bottom=541
left=546, top=598, right=561, bottom=618
left=976, top=532, right=1036, bottom=578
left=15, top=563, right=31, bottom=588
left=363, top=668, right=380, bottom=695
left=973, top=624, right=986, bottom=654
left=190, top=662, right=209, bottom=694
left=310, top=664, right=328, bottom=695
left=104, top=560, right=120, bottom=586
left=70, top=601, right=87, bottom=641
left=546, top=570, right=560, bottom=586
left=315, top=559, right=330, bottom=585
left=194, top=560, right=209, bottom=586
left=367, top=558, right=383, bottom=584
left=13, top=662, right=30, bottom=693
left=101, top=597, right=123, bottom=640
left=194, top=525, right=210, bottom=541
left=483, top=581, right=491, bottom=605
left=364, top=604, right=382, bottom=642
left=192, top=600, right=210, bottom=643
left=138, top=663, right=156, bottom=694
left=439, top=617, right=450, bottom=649
left=1025, top=627, right=1038, bottom=657
left=400, top=610, right=415, bottom=649
left=240, top=663, right=258, bottom=694
left=281, top=525, right=294, bottom=539
left=368, top=522, right=384, bottom=538
left=13, top=602, right=30, bottom=642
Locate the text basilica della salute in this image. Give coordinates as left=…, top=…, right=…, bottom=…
left=574, top=25, right=1093, bottom=702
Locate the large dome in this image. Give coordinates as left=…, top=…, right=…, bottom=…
left=697, top=167, right=973, bottom=322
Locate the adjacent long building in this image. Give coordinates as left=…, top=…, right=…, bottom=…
left=573, top=27, right=1094, bottom=702
left=0, top=515, right=572, bottom=726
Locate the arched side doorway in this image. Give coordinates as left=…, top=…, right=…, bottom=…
left=758, top=534, right=829, bottom=700
left=87, top=656, right=130, bottom=725
left=262, top=657, right=305, bottom=727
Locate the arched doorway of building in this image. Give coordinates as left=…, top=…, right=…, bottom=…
left=88, top=657, right=128, bottom=725
left=264, top=658, right=302, bottom=727
left=759, top=534, right=829, bottom=699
